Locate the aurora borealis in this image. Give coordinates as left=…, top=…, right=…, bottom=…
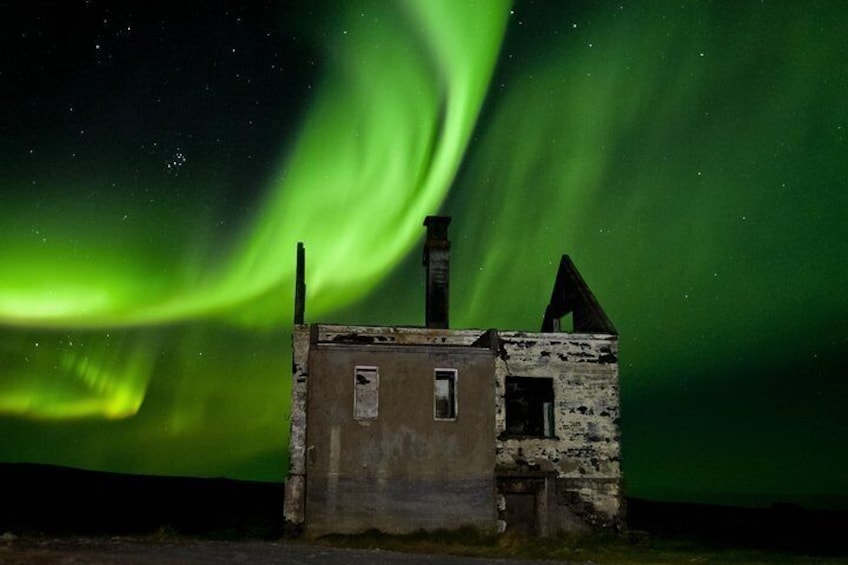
left=1, top=1, right=846, bottom=508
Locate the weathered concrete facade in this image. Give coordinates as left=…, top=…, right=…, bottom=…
left=494, top=332, right=621, bottom=534
left=284, top=217, right=621, bottom=537
left=285, top=326, right=621, bottom=536
left=302, top=329, right=497, bottom=536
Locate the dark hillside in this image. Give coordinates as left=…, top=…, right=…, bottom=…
left=627, top=497, right=846, bottom=556
left=0, top=463, right=283, bottom=538
left=1, top=462, right=845, bottom=557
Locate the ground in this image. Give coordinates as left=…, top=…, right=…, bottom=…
left=0, top=536, right=574, bottom=565
left=3, top=533, right=848, bottom=565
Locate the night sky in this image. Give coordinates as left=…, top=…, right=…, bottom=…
left=1, top=1, right=846, bottom=509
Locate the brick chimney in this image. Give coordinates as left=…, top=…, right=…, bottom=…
left=423, top=216, right=451, bottom=329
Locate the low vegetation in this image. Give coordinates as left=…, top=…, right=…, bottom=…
left=316, top=527, right=848, bottom=564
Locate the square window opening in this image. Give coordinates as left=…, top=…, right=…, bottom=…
left=434, top=369, right=457, bottom=420
left=505, top=376, right=555, bottom=438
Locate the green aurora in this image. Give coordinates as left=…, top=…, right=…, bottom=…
left=0, top=1, right=846, bottom=507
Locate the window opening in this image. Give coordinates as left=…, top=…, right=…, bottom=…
left=354, top=366, right=379, bottom=419
left=552, top=312, right=574, bottom=333
left=505, top=376, right=555, bottom=437
left=434, top=369, right=457, bottom=420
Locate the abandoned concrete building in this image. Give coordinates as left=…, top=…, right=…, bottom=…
left=284, top=216, right=622, bottom=537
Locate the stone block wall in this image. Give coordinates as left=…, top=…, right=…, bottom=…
left=494, top=331, right=622, bottom=531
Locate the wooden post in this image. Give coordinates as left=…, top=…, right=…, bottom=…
left=294, top=242, right=305, bottom=325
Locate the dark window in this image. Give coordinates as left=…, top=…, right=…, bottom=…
left=354, top=366, right=379, bottom=419
left=434, top=369, right=457, bottom=420
left=505, top=377, right=555, bottom=437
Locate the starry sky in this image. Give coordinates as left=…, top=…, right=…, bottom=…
left=0, top=1, right=846, bottom=509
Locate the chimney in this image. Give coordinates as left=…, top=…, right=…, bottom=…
left=423, top=216, right=451, bottom=328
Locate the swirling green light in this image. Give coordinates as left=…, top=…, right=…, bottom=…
left=0, top=1, right=509, bottom=331
left=223, top=0, right=511, bottom=327
left=2, top=1, right=844, bottom=502
left=0, top=1, right=510, bottom=423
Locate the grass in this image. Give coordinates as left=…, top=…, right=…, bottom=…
left=9, top=524, right=846, bottom=564
left=315, top=527, right=848, bottom=564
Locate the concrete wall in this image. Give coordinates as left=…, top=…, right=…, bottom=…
left=494, top=331, right=622, bottom=531
left=285, top=325, right=623, bottom=536
left=283, top=325, right=310, bottom=533
left=302, top=332, right=497, bottom=536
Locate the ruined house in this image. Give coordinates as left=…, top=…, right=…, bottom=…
left=284, top=216, right=622, bottom=537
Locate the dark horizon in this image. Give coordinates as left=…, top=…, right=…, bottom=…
left=2, top=461, right=845, bottom=557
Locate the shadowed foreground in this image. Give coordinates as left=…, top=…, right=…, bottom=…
left=1, top=464, right=846, bottom=564
left=0, top=537, right=568, bottom=565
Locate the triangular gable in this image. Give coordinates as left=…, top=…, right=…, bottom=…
left=541, top=255, right=617, bottom=335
